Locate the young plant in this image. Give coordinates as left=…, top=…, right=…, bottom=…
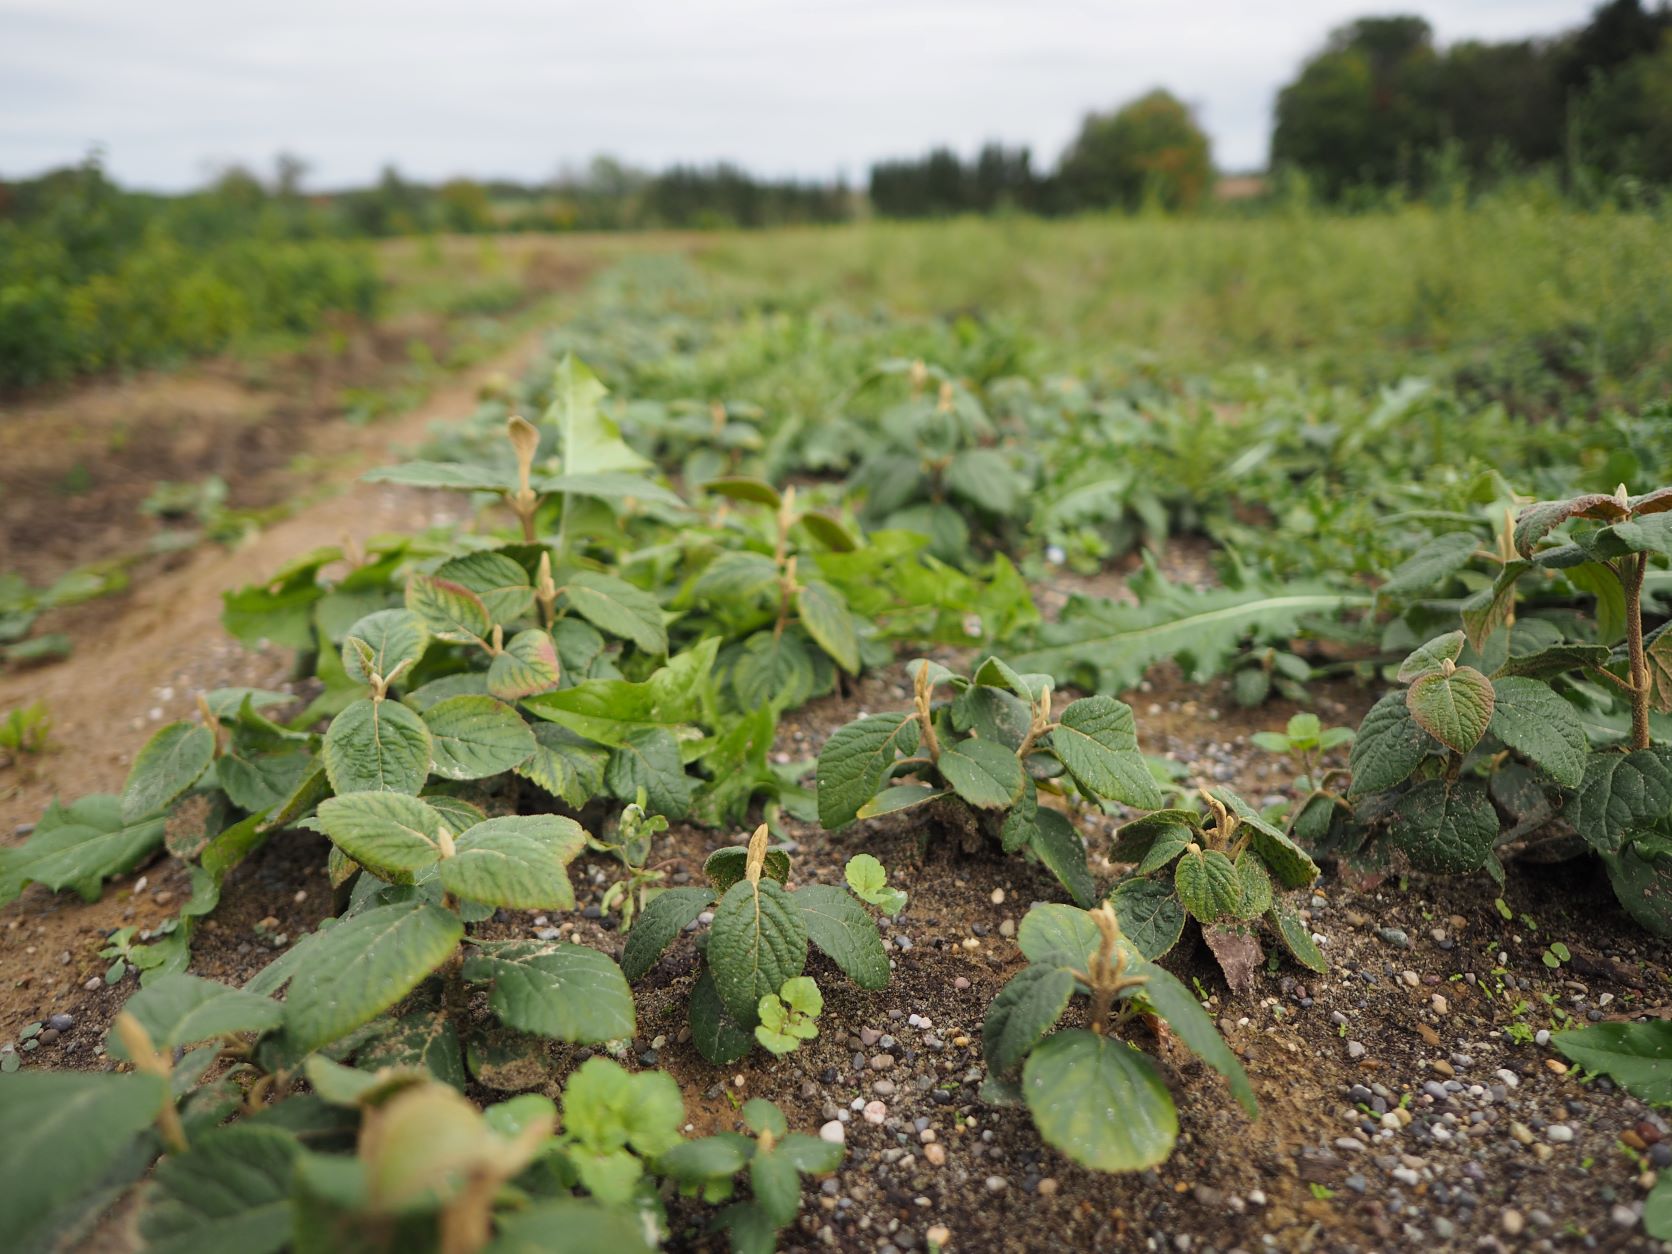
left=818, top=656, right=1163, bottom=905
left=620, top=824, right=890, bottom=1064
left=1231, top=646, right=1317, bottom=708
left=982, top=903, right=1257, bottom=1173
left=0, top=699, right=51, bottom=758
left=693, top=479, right=865, bottom=712
left=1108, top=786, right=1326, bottom=987
left=1335, top=485, right=1672, bottom=934
left=659, top=1096, right=844, bottom=1254
left=752, top=976, right=823, bottom=1056
left=1251, top=712, right=1356, bottom=843
left=593, top=798, right=670, bottom=931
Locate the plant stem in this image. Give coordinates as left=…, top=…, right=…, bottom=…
left=1625, top=552, right=1650, bottom=750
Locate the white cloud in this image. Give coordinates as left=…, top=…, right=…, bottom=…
left=0, top=0, right=1601, bottom=190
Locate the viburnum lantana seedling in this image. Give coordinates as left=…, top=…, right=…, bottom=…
left=620, top=824, right=890, bottom=1063
left=982, top=902, right=1257, bottom=1173
left=690, top=478, right=865, bottom=712
left=1108, top=786, right=1325, bottom=987
left=1332, top=484, right=1672, bottom=935
left=817, top=656, right=1162, bottom=905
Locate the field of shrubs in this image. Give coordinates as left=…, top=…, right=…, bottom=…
left=3, top=209, right=1672, bottom=1252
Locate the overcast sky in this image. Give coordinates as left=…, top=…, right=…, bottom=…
left=1, top=0, right=1601, bottom=191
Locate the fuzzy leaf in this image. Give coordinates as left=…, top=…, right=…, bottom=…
left=439, top=815, right=586, bottom=910
left=605, top=726, right=694, bottom=819
left=434, top=552, right=534, bottom=626
left=1569, top=748, right=1672, bottom=855
left=405, top=574, right=491, bottom=643
left=123, top=722, right=214, bottom=823
left=708, top=878, right=808, bottom=1027
left=1234, top=851, right=1273, bottom=918
left=107, top=973, right=282, bottom=1059
left=423, top=695, right=536, bottom=780
left=363, top=461, right=513, bottom=492
left=1268, top=903, right=1328, bottom=973
left=1488, top=677, right=1588, bottom=788
left=1174, top=848, right=1242, bottom=922
left=1123, top=953, right=1258, bottom=1115
left=795, top=581, right=859, bottom=674
left=1381, top=531, right=1478, bottom=596
left=461, top=940, right=635, bottom=1043
left=689, top=967, right=754, bottom=1065
left=1016, top=903, right=1099, bottom=971
left=620, top=887, right=714, bottom=980
left=1389, top=778, right=1498, bottom=874
left=562, top=571, right=667, bottom=655
left=938, top=737, right=1025, bottom=809
left=1513, top=493, right=1629, bottom=557
left=342, top=609, right=429, bottom=687
left=1029, top=807, right=1097, bottom=908
left=1348, top=692, right=1437, bottom=796
left=983, top=966, right=1075, bottom=1074
left=487, top=629, right=561, bottom=700
left=139, top=1124, right=298, bottom=1254
left=515, top=722, right=607, bottom=808
left=0, top=796, right=165, bottom=906
left=280, top=902, right=462, bottom=1054
left=1397, top=631, right=1466, bottom=682
left=322, top=698, right=432, bottom=796
left=0, top=1070, right=168, bottom=1249
left=1107, top=878, right=1187, bottom=959
left=1406, top=665, right=1494, bottom=753
left=793, top=884, right=890, bottom=989
left=1022, top=1030, right=1177, bottom=1172
left=313, top=791, right=444, bottom=883
left=704, top=845, right=791, bottom=893
left=1492, top=642, right=1612, bottom=681
left=856, top=784, right=946, bottom=820
left=1051, top=696, right=1162, bottom=809
left=816, top=712, right=920, bottom=829
left=1551, top=1022, right=1672, bottom=1104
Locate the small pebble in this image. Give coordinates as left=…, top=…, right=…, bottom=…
left=819, top=1121, right=846, bottom=1144
left=863, top=1101, right=888, bottom=1125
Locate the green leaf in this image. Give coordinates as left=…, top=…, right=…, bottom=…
left=1381, top=532, right=1479, bottom=596
left=705, top=845, right=791, bottom=893
left=1551, top=1022, right=1672, bottom=1104
left=122, top=722, right=214, bottom=823
left=562, top=571, right=667, bottom=655
left=708, top=878, right=808, bottom=1026
left=1596, top=512, right=1672, bottom=558
left=341, top=609, right=429, bottom=687
left=1022, top=1030, right=1177, bottom=1172
left=694, top=550, right=780, bottom=603
left=1388, top=778, right=1498, bottom=875
left=1396, top=631, right=1466, bottom=683
left=0, top=1070, right=168, bottom=1249
left=815, top=712, right=920, bottom=829
left=322, top=698, right=432, bottom=796
left=749, top=1147, right=802, bottom=1227
left=280, top=902, right=462, bottom=1054
left=703, top=475, right=781, bottom=507
left=793, top=884, right=890, bottom=989
left=730, top=630, right=818, bottom=712
left=1110, top=810, right=1199, bottom=869
left=313, top=791, right=444, bottom=883
left=690, top=967, right=754, bottom=1065
left=0, top=796, right=165, bottom=906
left=855, top=784, right=945, bottom=820
left=795, top=581, right=859, bottom=674
left=522, top=639, right=717, bottom=745
left=1174, top=848, right=1242, bottom=922
left=107, top=974, right=281, bottom=1059
left=777, top=1131, right=842, bottom=1175
left=461, top=941, right=635, bottom=1043
left=1233, top=851, right=1273, bottom=918
left=605, top=726, right=694, bottom=819
left=139, top=1124, right=298, bottom=1254
left=488, top=629, right=561, bottom=700
left=363, top=460, right=513, bottom=492
left=536, top=472, right=683, bottom=508
left=1029, top=807, right=1097, bottom=908
left=1491, top=642, right=1612, bottom=681
left=434, top=551, right=535, bottom=626
left=487, top=1199, right=656, bottom=1254
left=1513, top=493, right=1629, bottom=556
left=423, top=695, right=535, bottom=780
left=659, top=1135, right=750, bottom=1183
left=1051, top=696, right=1163, bottom=809
left=1123, top=954, right=1258, bottom=1116
left=1565, top=562, right=1627, bottom=644
left=945, top=447, right=1023, bottom=517
left=1017, top=903, right=1099, bottom=971
left=405, top=574, right=491, bottom=643
left=1210, top=789, right=1320, bottom=888
left=798, top=510, right=859, bottom=553
left=1569, top=748, right=1672, bottom=856
left=515, top=722, right=607, bottom=808
left=620, top=887, right=714, bottom=980
left=1267, top=904, right=1328, bottom=974
left=1348, top=692, right=1437, bottom=796
left=439, top=815, right=586, bottom=910
left=545, top=353, right=651, bottom=476
left=938, top=737, right=1025, bottom=809
left=843, top=852, right=907, bottom=914
left=1107, top=878, right=1187, bottom=959
left=1406, top=665, right=1495, bottom=753
left=1487, top=677, right=1588, bottom=788
left=983, top=966, right=1075, bottom=1074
